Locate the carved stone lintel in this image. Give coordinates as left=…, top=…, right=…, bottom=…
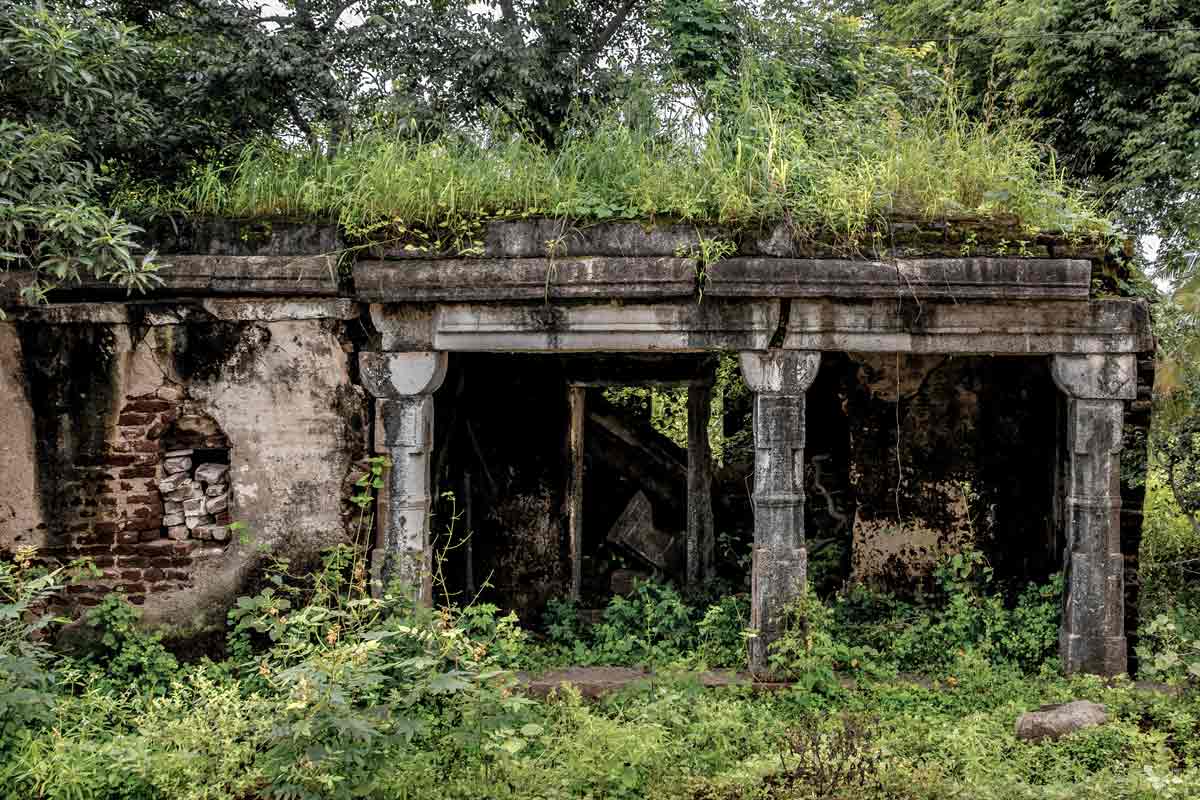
left=741, top=350, right=820, bottom=674
left=362, top=351, right=447, bottom=605
left=1052, top=354, right=1129, bottom=675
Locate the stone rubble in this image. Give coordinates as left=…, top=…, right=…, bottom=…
left=154, top=449, right=229, bottom=544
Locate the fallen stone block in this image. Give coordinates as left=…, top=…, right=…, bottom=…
left=205, top=482, right=227, bottom=497
left=607, top=490, right=680, bottom=572
left=166, top=525, right=189, bottom=541
left=1015, top=701, right=1108, bottom=742
left=163, top=513, right=184, bottom=527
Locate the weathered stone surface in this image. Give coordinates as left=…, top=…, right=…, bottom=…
left=163, top=456, right=192, bottom=475
left=706, top=257, right=1090, bottom=300
left=205, top=493, right=228, bottom=514
left=741, top=351, right=821, bottom=674
left=165, top=449, right=194, bottom=458
left=166, top=525, right=190, bottom=541
left=1015, top=701, right=1108, bottom=741
left=785, top=299, right=1152, bottom=355
left=359, top=351, right=448, bottom=398
left=165, top=484, right=194, bottom=501
left=194, top=463, right=229, bottom=484
left=163, top=513, right=185, bottom=527
left=201, top=298, right=358, bottom=322
left=430, top=299, right=779, bottom=352
left=157, top=474, right=187, bottom=494
left=607, top=491, right=680, bottom=572
left=140, top=217, right=342, bottom=257
left=0, top=325, right=42, bottom=548
left=355, top=257, right=698, bottom=302
left=362, top=352, right=446, bottom=604
left=205, top=483, right=227, bottom=497
left=164, top=500, right=183, bottom=513
left=1054, top=354, right=1131, bottom=675
left=182, top=497, right=205, bottom=514
left=368, top=220, right=723, bottom=260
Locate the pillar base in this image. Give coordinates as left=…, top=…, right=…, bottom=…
left=1061, top=632, right=1127, bottom=676
left=748, top=545, right=807, bottom=674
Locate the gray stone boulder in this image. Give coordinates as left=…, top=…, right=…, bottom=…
left=1015, top=701, right=1108, bottom=742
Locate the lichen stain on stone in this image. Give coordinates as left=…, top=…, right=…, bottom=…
left=16, top=323, right=120, bottom=535
left=171, top=321, right=272, bottom=383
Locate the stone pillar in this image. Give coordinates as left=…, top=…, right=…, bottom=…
left=566, top=385, right=586, bottom=601
left=359, top=351, right=448, bottom=604
left=1051, top=353, right=1136, bottom=675
left=740, top=350, right=821, bottom=673
left=686, top=384, right=715, bottom=584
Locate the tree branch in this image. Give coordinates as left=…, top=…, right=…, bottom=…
left=585, top=0, right=638, bottom=68
left=499, top=0, right=516, bottom=26
left=284, top=96, right=317, bottom=150
left=321, top=0, right=360, bottom=33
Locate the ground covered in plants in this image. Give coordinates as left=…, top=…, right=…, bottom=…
left=3, top=536, right=1200, bottom=800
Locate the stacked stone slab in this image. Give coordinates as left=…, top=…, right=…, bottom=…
left=157, top=451, right=230, bottom=542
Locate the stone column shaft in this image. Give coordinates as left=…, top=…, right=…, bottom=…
left=1051, top=354, right=1134, bottom=675
left=360, top=351, right=448, bottom=604
left=740, top=350, right=820, bottom=673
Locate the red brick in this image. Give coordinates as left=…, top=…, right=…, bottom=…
left=124, top=399, right=171, bottom=413
left=77, top=596, right=102, bottom=606
left=143, top=567, right=164, bottom=582
left=120, top=570, right=142, bottom=580
left=119, top=413, right=154, bottom=426
left=148, top=583, right=173, bottom=593
left=127, top=494, right=156, bottom=505
left=118, top=532, right=140, bottom=545
left=145, top=421, right=166, bottom=440
left=164, top=569, right=190, bottom=581
left=127, top=595, right=146, bottom=605
left=118, top=556, right=148, bottom=568
left=105, top=455, right=138, bottom=467
left=94, top=522, right=118, bottom=535
left=117, top=583, right=146, bottom=594
left=131, top=440, right=160, bottom=453
left=171, top=557, right=194, bottom=568
left=92, top=556, right=114, bottom=567
left=119, top=466, right=156, bottom=479
left=119, top=482, right=133, bottom=491
left=138, top=530, right=161, bottom=543
left=149, top=556, right=174, bottom=568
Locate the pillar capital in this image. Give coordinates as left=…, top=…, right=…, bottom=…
left=359, top=351, right=447, bottom=398
left=739, top=351, right=820, bottom=395
left=1051, top=354, right=1137, bottom=400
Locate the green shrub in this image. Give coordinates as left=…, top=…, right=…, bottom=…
left=77, top=593, right=179, bottom=694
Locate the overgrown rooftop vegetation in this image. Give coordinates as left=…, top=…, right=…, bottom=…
left=139, top=88, right=1107, bottom=247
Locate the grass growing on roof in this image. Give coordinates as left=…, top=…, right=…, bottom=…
left=163, top=87, right=1108, bottom=245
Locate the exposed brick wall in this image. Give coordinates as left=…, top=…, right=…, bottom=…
left=38, top=384, right=232, bottom=606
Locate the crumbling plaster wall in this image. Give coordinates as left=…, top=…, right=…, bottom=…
left=0, top=304, right=366, bottom=630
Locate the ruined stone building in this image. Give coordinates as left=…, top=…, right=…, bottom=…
left=0, top=218, right=1153, bottom=675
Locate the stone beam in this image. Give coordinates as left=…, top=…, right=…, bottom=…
left=784, top=299, right=1152, bottom=354
left=707, top=257, right=1090, bottom=301
left=358, top=351, right=448, bottom=603
left=1051, top=353, right=1136, bottom=675
left=365, top=299, right=1150, bottom=355
left=740, top=350, right=821, bottom=674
